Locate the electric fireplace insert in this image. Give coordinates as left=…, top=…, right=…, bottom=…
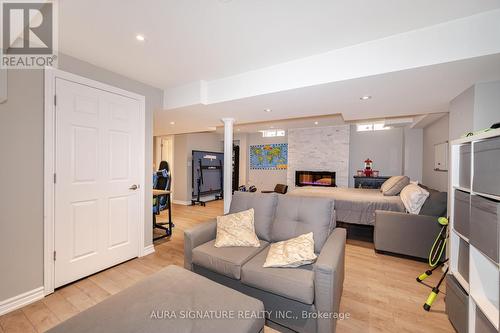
left=295, top=171, right=336, bottom=187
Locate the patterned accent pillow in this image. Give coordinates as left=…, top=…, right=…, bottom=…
left=380, top=176, right=410, bottom=196
left=263, top=232, right=317, bottom=268
left=214, top=208, right=260, bottom=247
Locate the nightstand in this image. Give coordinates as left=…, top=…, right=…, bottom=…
left=353, top=176, right=390, bottom=189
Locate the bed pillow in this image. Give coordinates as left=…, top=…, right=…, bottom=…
left=263, top=232, right=317, bottom=268
left=215, top=208, right=260, bottom=247
left=400, top=184, right=430, bottom=215
left=380, top=176, right=410, bottom=196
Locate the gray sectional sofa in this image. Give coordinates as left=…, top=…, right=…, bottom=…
left=184, top=191, right=347, bottom=333
left=374, top=188, right=448, bottom=260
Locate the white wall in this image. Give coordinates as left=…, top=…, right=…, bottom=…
left=474, top=80, right=500, bottom=131
left=449, top=80, right=500, bottom=141
left=288, top=126, right=350, bottom=189
left=422, top=114, right=450, bottom=191
left=0, top=69, right=6, bottom=103
left=0, top=69, right=45, bottom=303
left=348, top=126, right=404, bottom=187
left=172, top=132, right=223, bottom=203
left=404, top=127, right=423, bottom=183
left=234, top=133, right=248, bottom=187
left=449, top=86, right=475, bottom=141
left=173, top=134, right=189, bottom=203
left=246, top=133, right=288, bottom=191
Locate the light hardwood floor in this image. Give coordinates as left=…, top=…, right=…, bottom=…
left=0, top=201, right=454, bottom=333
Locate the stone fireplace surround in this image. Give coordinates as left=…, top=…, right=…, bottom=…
left=287, top=125, right=350, bottom=190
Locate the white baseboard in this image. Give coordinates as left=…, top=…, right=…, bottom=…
left=141, top=244, right=155, bottom=257
left=0, top=286, right=44, bottom=316
left=200, top=195, right=217, bottom=202
left=172, top=199, right=191, bottom=206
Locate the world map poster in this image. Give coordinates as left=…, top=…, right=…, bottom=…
left=249, top=143, right=288, bottom=170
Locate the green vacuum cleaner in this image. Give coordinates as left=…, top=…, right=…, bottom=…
left=416, top=217, right=449, bottom=311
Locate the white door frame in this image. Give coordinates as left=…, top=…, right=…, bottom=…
left=43, top=68, right=146, bottom=295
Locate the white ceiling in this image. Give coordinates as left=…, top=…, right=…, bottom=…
left=59, top=0, right=500, bottom=89
left=154, top=53, right=500, bottom=135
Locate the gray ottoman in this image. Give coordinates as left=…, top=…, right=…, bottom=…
left=47, top=265, right=264, bottom=333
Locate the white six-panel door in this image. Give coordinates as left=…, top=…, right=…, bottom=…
left=54, top=77, right=141, bottom=288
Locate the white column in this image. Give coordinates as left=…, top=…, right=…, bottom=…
left=222, top=118, right=235, bottom=213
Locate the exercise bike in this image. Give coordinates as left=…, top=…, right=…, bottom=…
left=416, top=216, right=449, bottom=311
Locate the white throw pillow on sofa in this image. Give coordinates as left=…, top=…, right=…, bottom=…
left=400, top=184, right=430, bottom=215
left=215, top=208, right=260, bottom=247
left=263, top=232, right=317, bottom=268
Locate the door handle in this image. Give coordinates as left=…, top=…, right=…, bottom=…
left=129, top=184, right=139, bottom=190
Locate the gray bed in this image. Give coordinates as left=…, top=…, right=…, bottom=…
left=288, top=186, right=405, bottom=225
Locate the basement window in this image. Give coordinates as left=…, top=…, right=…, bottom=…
left=356, top=123, right=391, bottom=132
left=261, top=129, right=286, bottom=137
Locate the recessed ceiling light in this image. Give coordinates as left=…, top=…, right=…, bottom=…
left=136, top=34, right=145, bottom=41
left=360, top=95, right=372, bottom=100
left=270, top=126, right=275, bottom=129
left=236, top=128, right=241, bottom=131
left=169, top=121, right=175, bottom=125
left=314, top=121, right=319, bottom=125
left=264, top=108, right=272, bottom=113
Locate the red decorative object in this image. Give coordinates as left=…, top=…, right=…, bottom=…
left=364, top=158, right=373, bottom=177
